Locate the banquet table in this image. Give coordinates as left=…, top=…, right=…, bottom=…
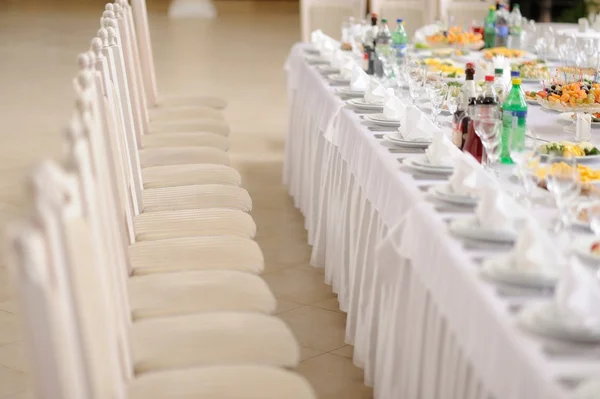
left=284, top=43, right=600, bottom=399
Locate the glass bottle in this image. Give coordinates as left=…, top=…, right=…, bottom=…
left=364, top=14, right=378, bottom=75
left=452, top=63, right=476, bottom=148
left=484, top=6, right=496, bottom=49
left=501, top=78, right=528, bottom=164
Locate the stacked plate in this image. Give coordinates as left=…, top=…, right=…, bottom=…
left=316, top=65, right=339, bottom=75
left=335, top=87, right=364, bottom=97
left=305, top=56, right=329, bottom=65
left=428, top=184, right=478, bottom=207
left=364, top=113, right=400, bottom=127
left=480, top=254, right=560, bottom=289
left=402, top=155, right=454, bottom=175
left=346, top=98, right=384, bottom=110
left=449, top=216, right=517, bottom=244
left=328, top=74, right=351, bottom=84
left=384, top=133, right=431, bottom=149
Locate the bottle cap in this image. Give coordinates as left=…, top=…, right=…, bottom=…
left=372, top=13, right=378, bottom=18
left=510, top=70, right=520, bottom=77
left=382, top=19, right=387, bottom=23
left=397, top=18, right=403, bottom=23
left=485, top=75, right=495, bottom=82
left=512, top=78, right=522, bottom=85
left=489, top=5, right=495, bottom=10
left=466, top=62, right=475, bottom=69
left=364, top=53, right=369, bottom=59
left=494, top=68, right=503, bottom=74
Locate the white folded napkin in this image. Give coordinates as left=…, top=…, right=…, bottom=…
left=382, top=94, right=405, bottom=121
left=424, top=127, right=454, bottom=167
left=350, top=65, right=369, bottom=92
left=449, top=156, right=487, bottom=196
left=576, top=113, right=592, bottom=141
left=321, top=39, right=336, bottom=62
left=555, top=257, right=600, bottom=329
left=475, top=185, right=527, bottom=231
left=311, top=29, right=324, bottom=46
left=512, top=219, right=563, bottom=275
left=330, top=50, right=346, bottom=69
left=364, top=77, right=387, bottom=104
left=399, top=105, right=426, bottom=141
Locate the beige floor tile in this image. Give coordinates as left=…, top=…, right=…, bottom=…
left=262, top=267, right=335, bottom=304
left=0, top=342, right=28, bottom=372
left=278, top=306, right=346, bottom=352
left=313, top=297, right=342, bottom=312
left=273, top=299, right=304, bottom=315
left=330, top=344, right=354, bottom=359
left=300, top=346, right=324, bottom=362
left=297, top=353, right=373, bottom=399
left=0, top=312, right=18, bottom=347
left=0, top=366, right=28, bottom=397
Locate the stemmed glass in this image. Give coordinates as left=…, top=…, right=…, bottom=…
left=426, top=81, right=448, bottom=126
left=473, top=108, right=502, bottom=172
left=445, top=86, right=461, bottom=115
left=509, top=129, right=539, bottom=207
left=545, top=156, right=582, bottom=233
left=406, top=61, right=425, bottom=105
left=582, top=38, right=597, bottom=68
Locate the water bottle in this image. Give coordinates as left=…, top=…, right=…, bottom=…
left=484, top=6, right=496, bottom=49
left=375, top=19, right=392, bottom=77
left=495, top=4, right=509, bottom=48
left=508, top=4, right=523, bottom=49
left=501, top=78, right=528, bottom=164
left=392, top=19, right=408, bottom=64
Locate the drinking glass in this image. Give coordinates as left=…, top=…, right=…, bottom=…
left=509, top=129, right=538, bottom=207
left=545, top=156, right=581, bottom=233
left=406, top=62, right=425, bottom=105
left=445, top=86, right=460, bottom=114
left=473, top=117, right=502, bottom=172
left=426, top=81, right=448, bottom=126
left=582, top=38, right=597, bottom=68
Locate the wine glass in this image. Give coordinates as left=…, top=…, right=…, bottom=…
left=406, top=62, right=424, bottom=105
left=582, top=38, right=597, bottom=68
left=473, top=116, right=502, bottom=172
left=545, top=156, right=581, bottom=233
left=509, top=129, right=538, bottom=206
left=427, top=81, right=448, bottom=126
left=445, top=86, right=460, bottom=114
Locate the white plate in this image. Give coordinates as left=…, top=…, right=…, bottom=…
left=557, top=112, right=600, bottom=125
left=335, top=87, right=365, bottom=97
left=519, top=301, right=600, bottom=343
left=571, top=236, right=600, bottom=264
left=328, top=74, right=351, bottom=84
left=402, top=155, right=454, bottom=175
left=384, top=133, right=431, bottom=149
left=346, top=98, right=384, bottom=110
left=411, top=156, right=453, bottom=171
left=574, top=380, right=600, bottom=399
left=449, top=216, right=517, bottom=243
left=305, top=56, right=329, bottom=65
left=316, top=65, right=339, bottom=75
left=526, top=98, right=540, bottom=105
left=429, top=184, right=478, bottom=206
left=365, top=113, right=400, bottom=127
left=480, top=255, right=560, bottom=289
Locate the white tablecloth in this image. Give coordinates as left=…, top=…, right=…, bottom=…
left=284, top=43, right=600, bottom=399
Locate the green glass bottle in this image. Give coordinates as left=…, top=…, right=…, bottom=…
left=501, top=78, right=528, bottom=164
left=484, top=6, right=496, bottom=49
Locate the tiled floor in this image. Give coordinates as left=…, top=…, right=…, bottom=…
left=0, top=1, right=373, bottom=398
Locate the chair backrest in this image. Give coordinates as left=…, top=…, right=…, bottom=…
left=370, top=0, right=435, bottom=37
left=301, top=0, right=366, bottom=42
left=129, top=0, right=158, bottom=107
left=6, top=221, right=88, bottom=399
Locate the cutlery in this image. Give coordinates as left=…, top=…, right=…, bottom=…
left=461, top=239, right=514, bottom=251
left=496, top=285, right=554, bottom=299
left=368, top=127, right=398, bottom=131
left=544, top=343, right=600, bottom=359
left=434, top=206, right=474, bottom=214
left=557, top=377, right=583, bottom=390
left=388, top=148, right=425, bottom=154
left=374, top=134, right=384, bottom=139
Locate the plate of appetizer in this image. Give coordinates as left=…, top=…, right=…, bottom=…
left=557, top=112, right=600, bottom=125
left=482, top=47, right=534, bottom=61
left=537, top=141, right=600, bottom=161
left=513, top=60, right=550, bottom=83
left=425, top=27, right=484, bottom=50
left=536, top=82, right=600, bottom=112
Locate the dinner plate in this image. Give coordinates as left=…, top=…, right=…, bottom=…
left=449, top=216, right=517, bottom=243
left=428, top=184, right=478, bottom=206
left=328, top=74, right=351, bottom=84
left=335, top=87, right=365, bottom=97
left=574, top=380, right=600, bottom=399
left=537, top=152, right=600, bottom=164
left=571, top=236, right=600, bottom=264
left=346, top=98, right=384, bottom=110
left=305, top=56, right=329, bottom=65
left=304, top=48, right=320, bottom=55
left=557, top=112, right=600, bottom=126
left=526, top=98, right=540, bottom=105
left=384, top=133, right=431, bottom=149
left=519, top=301, right=600, bottom=343
left=411, top=156, right=453, bottom=171
left=480, top=255, right=560, bottom=289
left=402, top=156, right=454, bottom=175
left=316, top=65, right=339, bottom=75
left=365, top=113, right=400, bottom=127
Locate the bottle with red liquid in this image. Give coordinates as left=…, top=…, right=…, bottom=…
left=452, top=62, right=477, bottom=149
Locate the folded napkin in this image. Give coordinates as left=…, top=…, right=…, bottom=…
left=512, top=219, right=563, bottom=275
left=364, top=77, right=387, bottom=104
left=382, top=94, right=405, bottom=121
left=555, top=257, right=600, bottom=329
left=576, top=113, right=592, bottom=141
left=399, top=105, right=426, bottom=141
left=320, top=38, right=337, bottom=62
left=311, top=29, right=324, bottom=45
left=350, top=65, right=369, bottom=92
left=330, top=50, right=346, bottom=69
left=449, top=156, right=487, bottom=196
left=475, top=185, right=527, bottom=231
left=423, top=122, right=453, bottom=166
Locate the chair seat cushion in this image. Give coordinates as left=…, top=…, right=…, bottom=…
left=142, top=184, right=252, bottom=213
left=134, top=208, right=255, bottom=241
left=128, top=270, right=276, bottom=320
left=141, top=132, right=229, bottom=151
left=139, top=147, right=230, bottom=168
left=131, top=313, right=300, bottom=373
left=142, top=164, right=241, bottom=189
left=128, top=365, right=316, bottom=399
left=129, top=235, right=263, bottom=276
left=149, top=118, right=230, bottom=136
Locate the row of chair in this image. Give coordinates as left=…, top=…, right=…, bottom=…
left=6, top=1, right=317, bottom=398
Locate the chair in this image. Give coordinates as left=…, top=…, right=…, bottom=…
left=370, top=0, right=435, bottom=37
left=7, top=219, right=316, bottom=399
left=301, top=0, right=366, bottom=43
